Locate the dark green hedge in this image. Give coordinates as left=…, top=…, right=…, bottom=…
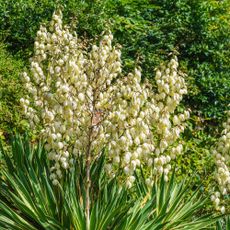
left=0, top=44, right=26, bottom=138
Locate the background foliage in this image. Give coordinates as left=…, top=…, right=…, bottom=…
left=0, top=44, right=26, bottom=139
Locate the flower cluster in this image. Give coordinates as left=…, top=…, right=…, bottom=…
left=149, top=59, right=189, bottom=183
left=211, top=108, right=230, bottom=213
left=20, top=10, right=189, bottom=187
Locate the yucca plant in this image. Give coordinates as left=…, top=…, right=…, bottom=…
left=0, top=134, right=131, bottom=230
left=123, top=172, right=221, bottom=230
left=0, top=135, right=222, bottom=229
left=0, top=135, right=64, bottom=229
left=0, top=134, right=134, bottom=229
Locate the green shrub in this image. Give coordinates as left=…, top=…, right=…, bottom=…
left=0, top=44, right=27, bottom=137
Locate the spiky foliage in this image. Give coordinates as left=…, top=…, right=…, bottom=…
left=0, top=135, right=222, bottom=229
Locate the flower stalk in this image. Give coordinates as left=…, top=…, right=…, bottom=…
left=85, top=137, right=91, bottom=230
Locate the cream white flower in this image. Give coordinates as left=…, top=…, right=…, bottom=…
left=211, top=108, right=230, bottom=212
left=20, top=10, right=189, bottom=186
